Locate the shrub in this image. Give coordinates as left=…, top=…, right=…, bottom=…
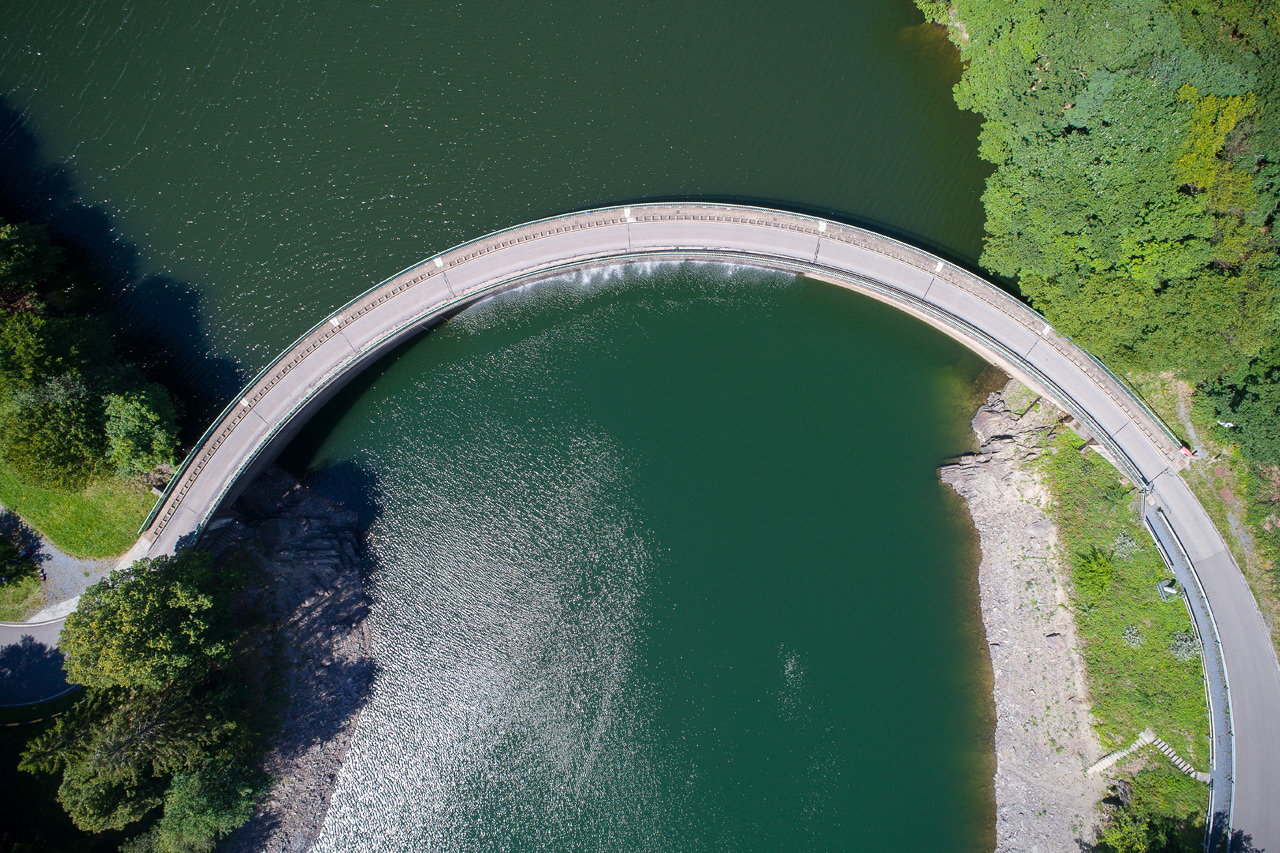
left=104, top=384, right=179, bottom=475
left=1075, top=546, right=1116, bottom=600
left=123, top=759, right=266, bottom=853
left=1113, top=530, right=1140, bottom=561
left=0, top=374, right=105, bottom=490
left=1204, top=345, right=1280, bottom=468
left=1169, top=631, right=1201, bottom=663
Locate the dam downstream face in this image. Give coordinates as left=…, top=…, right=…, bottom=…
left=289, top=265, right=996, bottom=851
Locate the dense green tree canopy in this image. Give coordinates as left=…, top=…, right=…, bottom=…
left=1203, top=344, right=1280, bottom=464
left=105, top=384, right=180, bottom=475
left=61, top=550, right=232, bottom=691
left=920, top=0, right=1279, bottom=381
left=20, top=688, right=228, bottom=833
left=1, top=374, right=105, bottom=490
left=23, top=548, right=264, bottom=844
left=0, top=215, right=179, bottom=489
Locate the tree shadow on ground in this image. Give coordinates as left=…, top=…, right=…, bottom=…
left=0, top=507, right=43, bottom=560
left=0, top=95, right=244, bottom=431
left=0, top=635, right=70, bottom=706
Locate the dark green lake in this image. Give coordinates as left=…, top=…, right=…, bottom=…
left=2, top=1, right=999, bottom=849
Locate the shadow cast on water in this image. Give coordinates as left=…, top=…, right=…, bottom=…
left=215, top=463, right=381, bottom=853
left=0, top=95, right=244, bottom=431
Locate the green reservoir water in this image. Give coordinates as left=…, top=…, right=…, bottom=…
left=293, top=267, right=996, bottom=851
left=1, top=1, right=1000, bottom=848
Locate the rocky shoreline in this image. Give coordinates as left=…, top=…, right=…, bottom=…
left=206, top=468, right=374, bottom=853
left=940, top=381, right=1105, bottom=852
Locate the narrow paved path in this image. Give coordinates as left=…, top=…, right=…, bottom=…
left=0, top=505, right=108, bottom=704
left=3, top=204, right=1275, bottom=847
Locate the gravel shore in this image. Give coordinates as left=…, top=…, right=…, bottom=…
left=940, top=382, right=1105, bottom=852
left=212, top=468, right=374, bottom=853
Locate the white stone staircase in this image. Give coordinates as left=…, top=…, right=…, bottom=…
left=1086, top=728, right=1211, bottom=783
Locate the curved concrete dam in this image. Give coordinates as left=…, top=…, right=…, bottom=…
left=58, top=203, right=1280, bottom=848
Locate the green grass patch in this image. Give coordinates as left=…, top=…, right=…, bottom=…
left=0, top=459, right=156, bottom=559
left=0, top=572, right=45, bottom=621
left=1040, top=431, right=1211, bottom=764
left=1003, top=382, right=1041, bottom=417
left=1126, top=374, right=1189, bottom=448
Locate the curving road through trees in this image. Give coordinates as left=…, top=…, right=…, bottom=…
left=9, top=203, right=1280, bottom=848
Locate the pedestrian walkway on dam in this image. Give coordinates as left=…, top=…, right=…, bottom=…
left=1, top=203, right=1275, bottom=850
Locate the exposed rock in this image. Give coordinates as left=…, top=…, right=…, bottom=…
left=214, top=467, right=373, bottom=853
left=940, top=382, right=1105, bottom=852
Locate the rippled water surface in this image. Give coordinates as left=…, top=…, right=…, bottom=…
left=286, top=266, right=995, bottom=851
left=2, top=1, right=1000, bottom=847
left=0, top=0, right=985, bottom=414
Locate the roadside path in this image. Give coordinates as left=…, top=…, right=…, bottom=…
left=0, top=505, right=110, bottom=704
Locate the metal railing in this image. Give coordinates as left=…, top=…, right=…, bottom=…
left=140, top=202, right=1188, bottom=538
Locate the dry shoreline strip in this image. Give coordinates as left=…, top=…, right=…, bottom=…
left=940, top=381, right=1105, bottom=851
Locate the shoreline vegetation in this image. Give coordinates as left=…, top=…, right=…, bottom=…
left=916, top=4, right=1278, bottom=850
left=0, top=218, right=179, bottom=568
left=945, top=380, right=1211, bottom=852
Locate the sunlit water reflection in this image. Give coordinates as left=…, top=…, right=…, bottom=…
left=297, top=265, right=995, bottom=852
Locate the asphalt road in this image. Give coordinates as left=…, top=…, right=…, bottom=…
left=11, top=203, right=1279, bottom=848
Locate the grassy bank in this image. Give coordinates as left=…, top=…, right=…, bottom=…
left=0, top=460, right=156, bottom=559
left=1038, top=425, right=1213, bottom=848
left=1040, top=430, right=1210, bottom=761
left=1128, top=374, right=1280, bottom=660
left=0, top=572, right=44, bottom=621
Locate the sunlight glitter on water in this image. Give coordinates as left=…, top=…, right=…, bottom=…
left=304, top=266, right=995, bottom=851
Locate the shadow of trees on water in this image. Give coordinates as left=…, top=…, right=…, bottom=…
left=0, top=95, right=244, bottom=431
left=212, top=464, right=380, bottom=852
